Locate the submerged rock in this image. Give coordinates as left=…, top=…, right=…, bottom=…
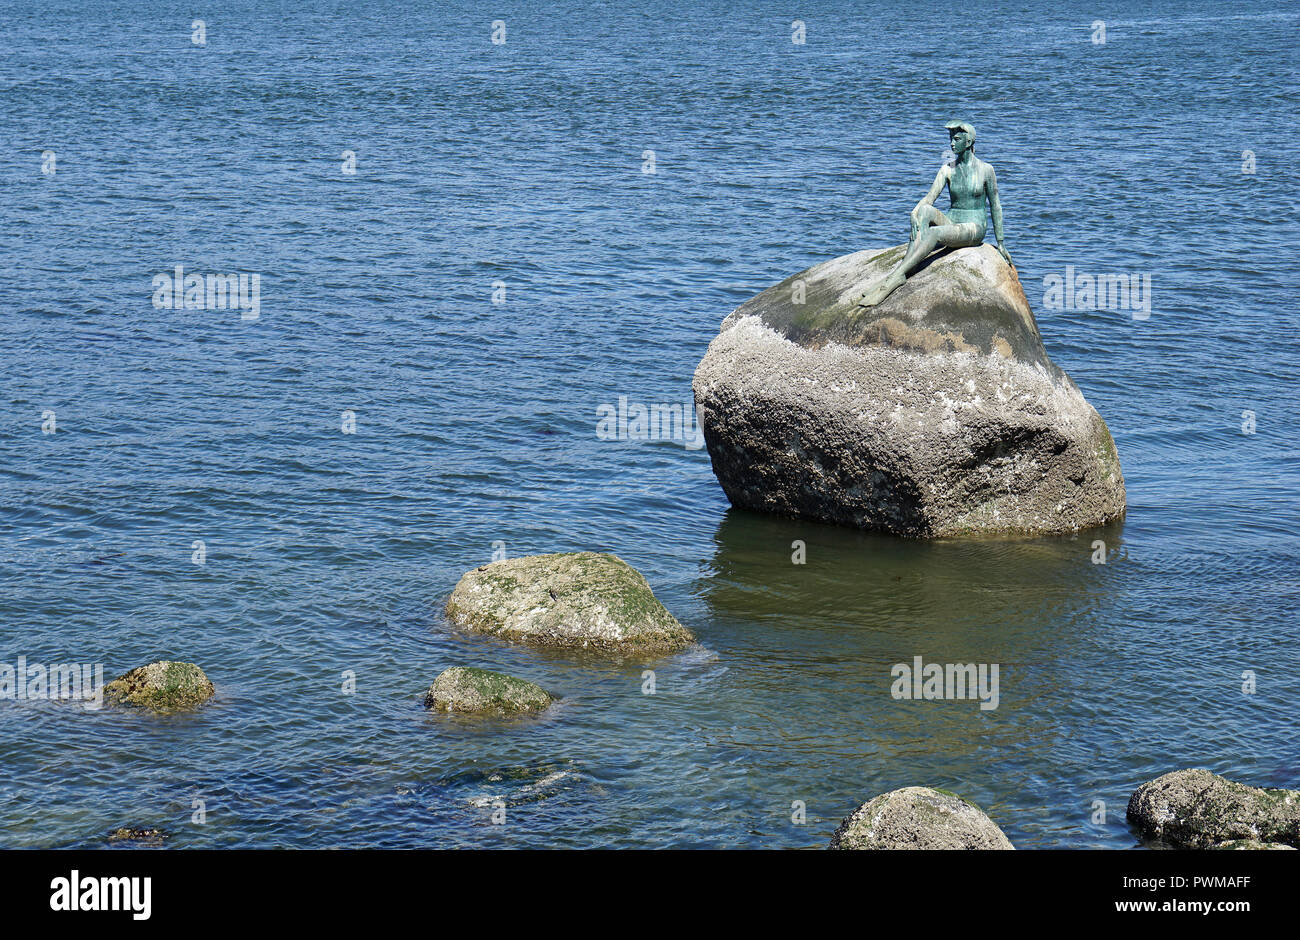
left=1127, top=768, right=1300, bottom=848
left=693, top=244, right=1126, bottom=537
left=107, top=827, right=166, bottom=846
left=424, top=666, right=553, bottom=714
left=830, top=786, right=1014, bottom=850
left=445, top=552, right=694, bottom=653
left=103, top=661, right=214, bottom=711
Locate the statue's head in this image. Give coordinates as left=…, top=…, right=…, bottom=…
left=945, top=120, right=976, bottom=155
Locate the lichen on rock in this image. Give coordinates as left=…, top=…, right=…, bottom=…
left=1127, top=768, right=1300, bottom=848
left=424, top=666, right=553, bottom=714
left=445, top=552, right=694, bottom=653
left=103, top=661, right=214, bottom=712
left=830, top=786, right=1014, bottom=850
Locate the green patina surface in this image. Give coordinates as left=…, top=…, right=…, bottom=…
left=852, top=121, right=1013, bottom=308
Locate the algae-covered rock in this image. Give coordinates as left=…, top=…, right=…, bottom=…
left=424, top=666, right=553, bottom=714
left=693, top=244, right=1126, bottom=537
left=103, top=661, right=214, bottom=711
left=445, top=552, right=694, bottom=653
left=1127, top=768, right=1300, bottom=848
left=830, top=786, right=1014, bottom=850
left=107, top=827, right=166, bottom=846
left=1209, top=839, right=1296, bottom=850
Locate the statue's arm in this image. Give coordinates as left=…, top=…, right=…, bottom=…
left=916, top=167, right=948, bottom=211
left=986, top=166, right=1012, bottom=265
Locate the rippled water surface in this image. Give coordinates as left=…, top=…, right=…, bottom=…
left=2, top=1, right=1298, bottom=848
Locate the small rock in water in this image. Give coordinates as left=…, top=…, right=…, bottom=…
left=830, top=786, right=1014, bottom=850
left=103, top=661, right=214, bottom=712
left=424, top=666, right=553, bottom=714
left=445, top=552, right=694, bottom=654
left=107, top=827, right=165, bottom=846
left=1127, top=768, right=1300, bottom=848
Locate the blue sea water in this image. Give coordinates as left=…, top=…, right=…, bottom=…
left=1, top=1, right=1297, bottom=848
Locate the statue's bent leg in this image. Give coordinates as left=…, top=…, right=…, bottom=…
left=932, top=221, right=984, bottom=249
left=910, top=204, right=950, bottom=243
left=856, top=220, right=983, bottom=308
left=857, top=224, right=945, bottom=308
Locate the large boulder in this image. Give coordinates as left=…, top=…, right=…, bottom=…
left=103, top=661, right=214, bottom=712
left=424, top=667, right=553, bottom=714
left=693, top=244, right=1126, bottom=537
left=445, top=552, right=694, bottom=654
left=1127, top=768, right=1300, bottom=848
left=830, top=786, right=1014, bottom=850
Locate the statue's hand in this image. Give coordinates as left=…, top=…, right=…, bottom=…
left=998, top=244, right=1013, bottom=267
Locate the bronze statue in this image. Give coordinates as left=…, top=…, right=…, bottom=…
left=855, top=121, right=1012, bottom=308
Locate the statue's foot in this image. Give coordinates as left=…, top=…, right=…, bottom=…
left=855, top=280, right=892, bottom=308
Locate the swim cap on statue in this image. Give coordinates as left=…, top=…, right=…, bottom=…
left=944, top=120, right=976, bottom=144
